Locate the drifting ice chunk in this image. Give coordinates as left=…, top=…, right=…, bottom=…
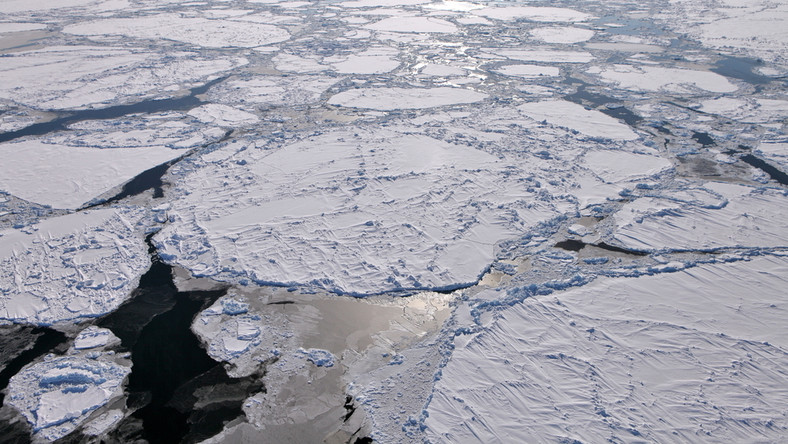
left=492, top=48, right=594, bottom=63
left=328, top=87, right=487, bottom=110
left=7, top=354, right=131, bottom=441
left=518, top=100, right=639, bottom=140
left=0, top=209, right=149, bottom=325
left=73, top=326, right=119, bottom=350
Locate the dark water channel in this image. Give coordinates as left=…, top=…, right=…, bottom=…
left=0, top=76, right=226, bottom=144
left=55, top=234, right=264, bottom=444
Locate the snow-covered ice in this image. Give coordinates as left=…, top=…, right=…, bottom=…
left=0, top=209, right=149, bottom=325
left=327, top=87, right=487, bottom=110
left=0, top=140, right=185, bottom=209
left=425, top=255, right=788, bottom=442
left=64, top=14, right=290, bottom=48
left=518, top=100, right=640, bottom=140
left=530, top=26, right=595, bottom=44
left=6, top=326, right=130, bottom=441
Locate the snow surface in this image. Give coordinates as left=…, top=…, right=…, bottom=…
left=7, top=329, right=130, bottom=440
left=473, top=6, right=593, bottom=23
left=0, top=209, right=149, bottom=325
left=425, top=255, right=788, bottom=442
left=0, top=46, right=247, bottom=110
left=593, top=64, right=738, bottom=93
left=363, top=16, right=458, bottom=33
left=0, top=140, right=184, bottom=209
left=518, top=100, right=640, bottom=140
left=492, top=64, right=560, bottom=78
left=64, top=14, right=290, bottom=48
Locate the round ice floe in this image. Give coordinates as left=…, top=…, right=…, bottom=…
left=7, top=355, right=130, bottom=441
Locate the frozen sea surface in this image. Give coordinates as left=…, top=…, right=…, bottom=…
left=0, top=0, right=787, bottom=441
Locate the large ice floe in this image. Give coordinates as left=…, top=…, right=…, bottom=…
left=425, top=255, right=788, bottom=442
left=154, top=124, right=668, bottom=295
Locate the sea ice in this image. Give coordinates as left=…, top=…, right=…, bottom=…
left=518, top=100, right=639, bottom=140
left=490, top=48, right=594, bottom=64
left=327, top=87, right=487, bottom=110
left=0, top=209, right=149, bottom=325
left=492, top=64, right=560, bottom=78
left=0, top=46, right=247, bottom=110
left=0, top=140, right=185, bottom=210
left=363, top=16, right=458, bottom=33
left=612, top=182, right=788, bottom=251
left=7, top=351, right=131, bottom=441
left=64, top=14, right=290, bottom=48
left=530, top=26, right=594, bottom=44
left=425, top=255, right=788, bottom=442
left=473, top=6, right=593, bottom=23
left=592, top=64, right=738, bottom=93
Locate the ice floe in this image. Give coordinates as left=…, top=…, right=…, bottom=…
left=0, top=46, right=247, bottom=110
left=591, top=64, right=738, bottom=93
left=0, top=139, right=185, bottom=209
left=0, top=209, right=149, bottom=325
left=425, top=255, right=788, bottom=442
left=328, top=86, right=487, bottom=110
left=473, top=6, right=593, bottom=23
left=613, top=182, right=788, bottom=251
left=518, top=100, right=640, bottom=140
left=6, top=327, right=130, bottom=441
left=492, top=64, right=560, bottom=78
left=530, top=26, right=594, bottom=44
left=363, top=16, right=458, bottom=33
left=64, top=14, right=290, bottom=48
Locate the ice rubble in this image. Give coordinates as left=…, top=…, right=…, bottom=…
left=425, top=255, right=788, bottom=442
left=64, top=14, right=290, bottom=49
left=0, top=209, right=149, bottom=325
left=6, top=326, right=130, bottom=441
